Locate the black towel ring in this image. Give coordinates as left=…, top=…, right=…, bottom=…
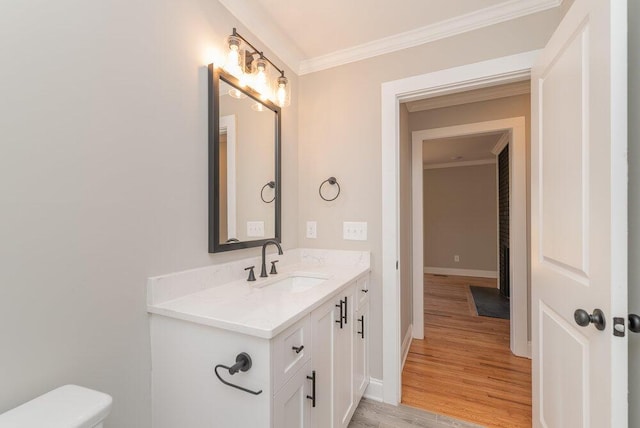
left=319, top=177, right=340, bottom=202
left=261, top=181, right=276, bottom=203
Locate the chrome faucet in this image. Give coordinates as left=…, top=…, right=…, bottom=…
left=260, top=240, right=283, bottom=278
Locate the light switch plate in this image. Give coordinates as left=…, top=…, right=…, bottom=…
left=306, top=221, right=317, bottom=239
left=343, top=221, right=367, bottom=241
left=247, top=221, right=264, bottom=237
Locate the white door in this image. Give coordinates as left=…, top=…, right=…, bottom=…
left=531, top=0, right=627, bottom=427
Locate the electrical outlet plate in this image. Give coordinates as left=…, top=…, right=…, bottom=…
left=247, top=221, right=265, bottom=237
left=343, top=221, right=367, bottom=241
left=306, top=221, right=317, bottom=239
left=454, top=255, right=460, bottom=262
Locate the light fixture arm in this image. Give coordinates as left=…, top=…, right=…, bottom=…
left=231, top=28, right=286, bottom=77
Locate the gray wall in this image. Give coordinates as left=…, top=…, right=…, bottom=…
left=0, top=1, right=299, bottom=427
left=399, top=104, right=413, bottom=341
left=298, top=10, right=565, bottom=379
left=629, top=1, right=639, bottom=426
left=423, top=165, right=497, bottom=272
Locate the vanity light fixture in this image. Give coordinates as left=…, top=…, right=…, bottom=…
left=222, top=28, right=291, bottom=108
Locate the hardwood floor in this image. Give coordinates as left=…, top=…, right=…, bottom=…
left=401, top=274, right=532, bottom=428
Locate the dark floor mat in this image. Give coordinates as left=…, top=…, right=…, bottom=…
left=469, top=286, right=510, bottom=319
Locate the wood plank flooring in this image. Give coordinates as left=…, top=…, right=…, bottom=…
left=401, top=274, right=532, bottom=428
left=349, top=398, right=483, bottom=428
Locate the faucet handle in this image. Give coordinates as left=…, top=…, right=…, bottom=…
left=270, top=260, right=279, bottom=275
left=245, top=266, right=256, bottom=282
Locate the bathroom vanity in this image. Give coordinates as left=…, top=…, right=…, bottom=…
left=147, top=249, right=370, bottom=428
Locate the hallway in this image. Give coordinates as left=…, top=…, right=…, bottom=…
left=401, top=274, right=531, bottom=428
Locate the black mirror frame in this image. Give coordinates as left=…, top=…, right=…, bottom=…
left=208, top=64, right=282, bottom=253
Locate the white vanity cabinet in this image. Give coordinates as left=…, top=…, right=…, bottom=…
left=354, top=275, right=370, bottom=402
left=149, top=258, right=370, bottom=428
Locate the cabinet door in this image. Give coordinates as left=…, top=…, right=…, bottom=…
left=334, top=284, right=355, bottom=428
left=310, top=297, right=338, bottom=428
left=354, top=300, right=369, bottom=402
left=273, top=361, right=312, bottom=428
left=355, top=275, right=369, bottom=310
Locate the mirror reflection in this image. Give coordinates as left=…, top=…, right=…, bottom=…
left=209, top=66, right=281, bottom=253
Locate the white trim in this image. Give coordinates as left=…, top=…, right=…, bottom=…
left=424, top=158, right=496, bottom=170
left=382, top=50, right=538, bottom=406
left=220, top=0, right=560, bottom=76
left=363, top=378, right=384, bottom=403
left=401, top=324, right=413, bottom=369
left=414, top=117, right=529, bottom=359
left=220, top=115, right=237, bottom=240
left=411, top=139, right=424, bottom=340
left=299, top=0, right=561, bottom=75
left=423, top=267, right=499, bottom=279
left=491, top=132, right=510, bottom=155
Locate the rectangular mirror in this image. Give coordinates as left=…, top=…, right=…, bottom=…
left=208, top=64, right=281, bottom=253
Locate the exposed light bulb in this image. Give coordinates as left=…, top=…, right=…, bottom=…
left=223, top=35, right=244, bottom=78
left=251, top=58, right=271, bottom=100
left=275, top=76, right=290, bottom=107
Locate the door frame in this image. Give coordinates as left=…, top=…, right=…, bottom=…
left=381, top=50, right=539, bottom=405
left=411, top=117, right=529, bottom=358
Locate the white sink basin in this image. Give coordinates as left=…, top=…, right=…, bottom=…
left=257, top=272, right=330, bottom=293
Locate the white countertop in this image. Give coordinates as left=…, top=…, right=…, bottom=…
left=147, top=249, right=370, bottom=339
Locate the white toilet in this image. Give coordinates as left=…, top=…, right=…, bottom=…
left=0, top=385, right=112, bottom=428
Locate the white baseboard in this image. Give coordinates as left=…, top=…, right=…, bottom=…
left=424, top=266, right=498, bottom=279
left=363, top=377, right=384, bottom=402
left=401, top=324, right=413, bottom=369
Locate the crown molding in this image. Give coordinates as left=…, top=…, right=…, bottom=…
left=299, top=0, right=562, bottom=75
left=424, top=159, right=496, bottom=170
left=491, top=132, right=510, bottom=155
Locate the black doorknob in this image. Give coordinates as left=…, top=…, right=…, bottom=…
left=630, top=314, right=640, bottom=333
left=574, top=308, right=606, bottom=331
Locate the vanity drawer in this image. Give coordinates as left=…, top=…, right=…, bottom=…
left=356, top=275, right=370, bottom=310
left=273, top=315, right=312, bottom=394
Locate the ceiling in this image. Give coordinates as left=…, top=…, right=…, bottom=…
left=220, top=0, right=563, bottom=74
left=423, top=133, right=505, bottom=167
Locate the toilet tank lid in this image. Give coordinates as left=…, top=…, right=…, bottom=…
left=0, top=385, right=112, bottom=428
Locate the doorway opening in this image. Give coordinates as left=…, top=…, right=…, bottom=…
left=400, top=111, right=531, bottom=425
left=381, top=51, right=538, bottom=405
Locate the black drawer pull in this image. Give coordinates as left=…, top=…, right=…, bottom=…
left=343, top=296, right=348, bottom=324
left=335, top=300, right=344, bottom=328
left=306, top=371, right=316, bottom=407
left=357, top=315, right=365, bottom=339
left=292, top=345, right=304, bottom=354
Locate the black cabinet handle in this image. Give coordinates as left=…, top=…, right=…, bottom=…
left=361, top=289, right=368, bottom=293
left=335, top=299, right=344, bottom=328
left=357, top=315, right=365, bottom=339
left=343, top=296, right=348, bottom=325
left=306, top=371, right=316, bottom=407
left=292, top=345, right=304, bottom=354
